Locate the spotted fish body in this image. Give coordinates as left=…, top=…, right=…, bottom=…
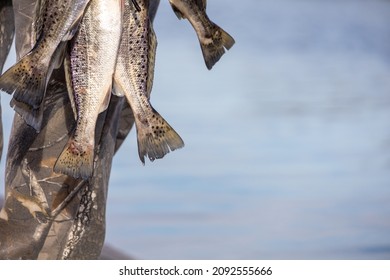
left=114, top=0, right=184, bottom=163
left=0, top=0, right=91, bottom=131
left=168, top=0, right=235, bottom=69
left=54, top=0, right=123, bottom=179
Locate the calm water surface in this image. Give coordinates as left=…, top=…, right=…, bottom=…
left=1, top=0, right=390, bottom=259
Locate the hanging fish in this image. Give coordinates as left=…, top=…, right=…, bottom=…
left=114, top=0, right=184, bottom=164
left=0, top=0, right=91, bottom=131
left=54, top=0, right=123, bottom=179
left=169, top=0, right=235, bottom=69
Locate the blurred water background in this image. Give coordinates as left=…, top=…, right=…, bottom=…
left=1, top=0, right=390, bottom=259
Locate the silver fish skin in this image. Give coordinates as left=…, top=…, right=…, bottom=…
left=114, top=0, right=184, bottom=164
left=0, top=0, right=91, bottom=131
left=54, top=0, right=123, bottom=179
left=169, top=0, right=235, bottom=70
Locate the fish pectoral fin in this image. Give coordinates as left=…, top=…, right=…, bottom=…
left=54, top=139, right=94, bottom=180
left=136, top=107, right=184, bottom=164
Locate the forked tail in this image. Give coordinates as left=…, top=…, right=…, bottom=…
left=54, top=138, right=94, bottom=179
left=200, top=23, right=235, bottom=70
left=0, top=49, right=50, bottom=130
left=136, top=107, right=184, bottom=164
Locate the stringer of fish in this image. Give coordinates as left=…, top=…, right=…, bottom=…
left=168, top=0, right=235, bottom=69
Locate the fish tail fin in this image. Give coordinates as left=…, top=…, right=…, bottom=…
left=136, top=108, right=184, bottom=164
left=200, top=23, right=235, bottom=70
left=54, top=138, right=94, bottom=179
left=10, top=98, right=44, bottom=132
left=220, top=27, right=235, bottom=51
left=0, top=50, right=49, bottom=111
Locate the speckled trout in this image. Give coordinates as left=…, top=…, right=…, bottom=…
left=0, top=0, right=91, bottom=131
left=54, top=0, right=123, bottom=179
left=114, top=0, right=184, bottom=164
left=169, top=0, right=235, bottom=69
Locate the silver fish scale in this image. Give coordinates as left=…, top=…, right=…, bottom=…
left=54, top=0, right=122, bottom=179
left=70, top=0, right=121, bottom=141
